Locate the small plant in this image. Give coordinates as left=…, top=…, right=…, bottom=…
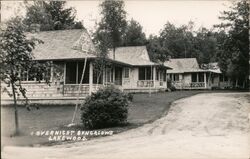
left=80, top=86, right=131, bottom=129
left=167, top=78, right=176, bottom=91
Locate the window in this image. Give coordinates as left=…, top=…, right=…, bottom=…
left=93, top=69, right=103, bottom=84
left=105, top=68, right=113, bottom=83
left=173, top=74, right=179, bottom=81
left=219, top=74, right=224, bottom=82
left=191, top=73, right=197, bottom=82
left=156, top=69, right=159, bottom=80
left=66, top=62, right=77, bottom=84
left=65, top=61, right=89, bottom=84
left=211, top=74, right=215, bottom=83
left=163, top=71, right=166, bottom=81
left=169, top=74, right=173, bottom=81
left=77, top=62, right=89, bottom=84
left=159, top=71, right=163, bottom=81
left=20, top=65, right=51, bottom=82
left=139, top=67, right=146, bottom=80
left=198, top=73, right=204, bottom=82
left=124, top=68, right=130, bottom=78
left=224, top=75, right=228, bottom=81
left=138, top=67, right=153, bottom=80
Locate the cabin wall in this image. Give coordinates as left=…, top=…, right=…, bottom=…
left=121, top=67, right=138, bottom=89
left=183, top=74, right=192, bottom=83
left=0, top=61, right=102, bottom=104
left=122, top=67, right=167, bottom=92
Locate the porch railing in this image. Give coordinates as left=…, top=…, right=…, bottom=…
left=63, top=84, right=102, bottom=96
left=173, top=81, right=206, bottom=89
left=190, top=82, right=205, bottom=88
left=137, top=80, right=154, bottom=87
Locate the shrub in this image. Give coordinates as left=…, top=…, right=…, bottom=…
left=80, top=86, right=131, bottom=129
left=167, top=79, right=176, bottom=91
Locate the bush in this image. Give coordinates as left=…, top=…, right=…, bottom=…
left=80, top=86, right=131, bottom=129
left=167, top=79, right=176, bottom=91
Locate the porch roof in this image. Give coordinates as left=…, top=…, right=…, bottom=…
left=164, top=58, right=204, bottom=73
left=27, top=29, right=97, bottom=61
left=165, top=58, right=222, bottom=74
left=108, top=46, right=171, bottom=68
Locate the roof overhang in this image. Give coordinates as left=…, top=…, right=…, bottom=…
left=167, top=69, right=222, bottom=74
left=34, top=57, right=132, bottom=67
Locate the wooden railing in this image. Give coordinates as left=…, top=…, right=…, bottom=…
left=173, top=81, right=206, bottom=89
left=63, top=84, right=103, bottom=97
left=137, top=80, right=154, bottom=87
left=190, top=82, right=205, bottom=88
left=63, top=84, right=89, bottom=96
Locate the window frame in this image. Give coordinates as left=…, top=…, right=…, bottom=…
left=123, top=67, right=130, bottom=78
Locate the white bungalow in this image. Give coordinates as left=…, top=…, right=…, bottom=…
left=165, top=58, right=229, bottom=90
left=1, top=29, right=171, bottom=104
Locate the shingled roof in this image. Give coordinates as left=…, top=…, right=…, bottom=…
left=108, top=46, right=168, bottom=67
left=164, top=58, right=206, bottom=73
left=27, top=30, right=170, bottom=68
left=27, top=29, right=97, bottom=60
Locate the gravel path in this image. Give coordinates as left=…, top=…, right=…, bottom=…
left=3, top=93, right=250, bottom=159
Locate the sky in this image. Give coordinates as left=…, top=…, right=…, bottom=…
left=1, top=0, right=231, bottom=36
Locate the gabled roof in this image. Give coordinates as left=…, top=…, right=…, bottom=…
left=27, top=30, right=170, bottom=68
left=26, top=29, right=97, bottom=60
left=164, top=58, right=205, bottom=73
left=108, top=46, right=167, bottom=67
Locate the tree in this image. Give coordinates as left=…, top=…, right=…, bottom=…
left=122, top=19, right=147, bottom=46
left=147, top=35, right=170, bottom=63
left=215, top=0, right=249, bottom=88
left=193, top=27, right=218, bottom=64
left=92, top=31, right=111, bottom=85
left=24, top=1, right=84, bottom=31
left=71, top=0, right=127, bottom=125
left=0, top=17, right=50, bottom=135
left=148, top=21, right=220, bottom=64
left=95, top=0, right=127, bottom=51
left=23, top=1, right=54, bottom=31
left=159, top=22, right=195, bottom=59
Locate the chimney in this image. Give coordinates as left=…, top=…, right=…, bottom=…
left=30, top=24, right=41, bottom=33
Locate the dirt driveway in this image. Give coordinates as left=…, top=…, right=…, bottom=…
left=3, top=93, right=250, bottom=159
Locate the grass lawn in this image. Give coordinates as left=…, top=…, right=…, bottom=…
left=1, top=90, right=211, bottom=147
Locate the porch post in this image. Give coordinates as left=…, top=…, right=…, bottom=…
left=89, top=61, right=93, bottom=95
left=153, top=66, right=156, bottom=88
left=76, top=62, right=79, bottom=84
left=166, top=70, right=168, bottom=89
left=196, top=73, right=199, bottom=82
left=50, top=61, right=53, bottom=83
left=113, top=67, right=115, bottom=84
left=63, top=62, right=66, bottom=85
left=204, top=72, right=207, bottom=88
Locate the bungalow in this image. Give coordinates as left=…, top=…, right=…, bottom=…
left=164, top=58, right=229, bottom=90
left=108, top=46, right=171, bottom=92
left=1, top=29, right=171, bottom=104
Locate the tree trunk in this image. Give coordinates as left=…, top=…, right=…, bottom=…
left=70, top=58, right=87, bottom=125
left=235, top=78, right=238, bottom=87
left=11, top=81, right=19, bottom=135
left=96, top=71, right=102, bottom=90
